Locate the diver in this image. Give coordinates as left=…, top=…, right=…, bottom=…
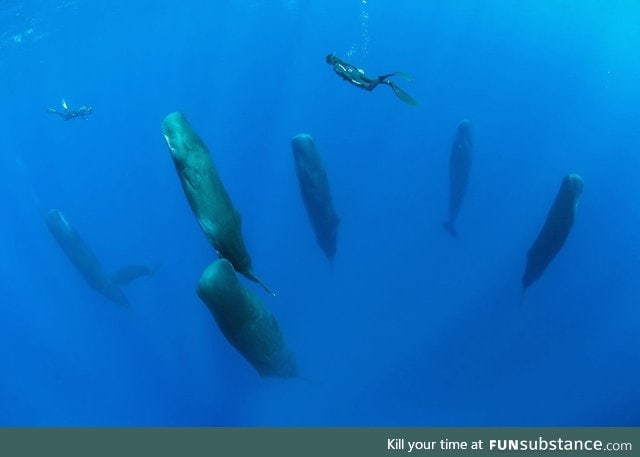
left=326, top=54, right=417, bottom=105
left=47, top=99, right=93, bottom=120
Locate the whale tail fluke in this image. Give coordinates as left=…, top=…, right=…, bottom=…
left=111, top=264, right=157, bottom=285
left=442, top=221, right=458, bottom=238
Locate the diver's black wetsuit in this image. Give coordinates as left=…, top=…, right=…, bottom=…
left=47, top=105, right=93, bottom=120
left=325, top=54, right=417, bottom=105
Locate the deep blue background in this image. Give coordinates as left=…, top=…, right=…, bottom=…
left=0, top=0, right=638, bottom=425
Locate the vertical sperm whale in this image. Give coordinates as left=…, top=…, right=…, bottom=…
left=443, top=119, right=472, bottom=238
left=522, top=174, right=584, bottom=293
left=197, top=259, right=297, bottom=378
left=291, top=133, right=339, bottom=262
left=161, top=112, right=271, bottom=294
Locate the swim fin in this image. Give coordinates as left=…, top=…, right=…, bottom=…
left=381, top=72, right=413, bottom=82
left=388, top=81, right=418, bottom=105
left=392, top=71, right=414, bottom=81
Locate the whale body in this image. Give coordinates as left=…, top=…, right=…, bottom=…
left=46, top=209, right=153, bottom=307
left=522, top=174, right=584, bottom=292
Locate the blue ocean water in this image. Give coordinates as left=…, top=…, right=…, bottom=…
left=1, top=0, right=639, bottom=426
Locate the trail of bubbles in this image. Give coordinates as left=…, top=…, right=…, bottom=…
left=346, top=0, right=369, bottom=58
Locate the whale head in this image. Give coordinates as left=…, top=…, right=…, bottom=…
left=563, top=174, right=584, bottom=198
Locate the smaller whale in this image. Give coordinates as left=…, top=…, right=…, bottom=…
left=46, top=209, right=154, bottom=308
left=291, top=134, right=339, bottom=262
left=443, top=119, right=472, bottom=238
left=197, top=259, right=297, bottom=378
left=522, top=174, right=584, bottom=294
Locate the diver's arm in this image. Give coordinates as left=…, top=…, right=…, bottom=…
left=334, top=62, right=352, bottom=74
left=338, top=63, right=375, bottom=87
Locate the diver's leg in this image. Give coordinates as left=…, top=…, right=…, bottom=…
left=366, top=81, right=380, bottom=91
left=46, top=108, right=65, bottom=118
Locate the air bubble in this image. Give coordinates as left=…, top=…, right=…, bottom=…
left=346, top=0, right=370, bottom=58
